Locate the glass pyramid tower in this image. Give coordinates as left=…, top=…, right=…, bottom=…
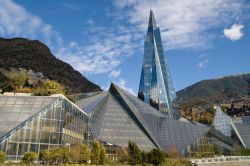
left=138, top=10, right=180, bottom=119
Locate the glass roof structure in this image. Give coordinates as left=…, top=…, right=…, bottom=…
left=212, top=106, right=233, bottom=137
left=0, top=96, right=59, bottom=139
left=232, top=116, right=250, bottom=148
left=2, top=85, right=249, bottom=160
left=138, top=10, right=180, bottom=119
left=0, top=95, right=89, bottom=160
left=77, top=83, right=210, bottom=154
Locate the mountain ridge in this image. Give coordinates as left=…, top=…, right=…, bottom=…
left=0, top=37, right=101, bottom=94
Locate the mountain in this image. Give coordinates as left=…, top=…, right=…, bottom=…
left=0, top=37, right=101, bottom=94
left=177, top=74, right=250, bottom=122
left=177, top=74, right=250, bottom=104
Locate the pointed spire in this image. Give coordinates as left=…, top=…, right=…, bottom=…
left=148, top=9, right=157, bottom=28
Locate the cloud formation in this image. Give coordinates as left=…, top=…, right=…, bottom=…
left=198, top=59, right=209, bottom=68
left=0, top=0, right=247, bottom=91
left=224, top=24, right=244, bottom=41
left=0, top=0, right=136, bottom=75
left=109, top=69, right=121, bottom=78
left=116, top=78, right=135, bottom=95
left=113, top=0, right=245, bottom=50
left=0, top=0, right=62, bottom=48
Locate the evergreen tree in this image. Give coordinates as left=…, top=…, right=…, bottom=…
left=0, top=151, right=6, bottom=164
left=128, top=141, right=141, bottom=165
left=148, top=148, right=165, bottom=165
left=99, top=143, right=107, bottom=164
left=91, top=140, right=101, bottom=164
left=22, top=152, right=39, bottom=164
left=141, top=151, right=148, bottom=164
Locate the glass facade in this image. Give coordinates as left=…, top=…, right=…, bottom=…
left=0, top=96, right=89, bottom=160
left=76, top=83, right=214, bottom=157
left=138, top=10, right=180, bottom=119
left=186, top=134, right=214, bottom=158
left=2, top=84, right=247, bottom=160
left=212, top=106, right=233, bottom=137
left=232, top=116, right=250, bottom=148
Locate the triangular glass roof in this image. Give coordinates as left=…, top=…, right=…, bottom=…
left=113, top=84, right=210, bottom=151
left=0, top=96, right=59, bottom=139
left=76, top=92, right=108, bottom=113
left=77, top=83, right=210, bottom=152
left=212, top=106, right=233, bottom=137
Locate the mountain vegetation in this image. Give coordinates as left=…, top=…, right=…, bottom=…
left=0, top=37, right=101, bottom=94
left=177, top=74, right=250, bottom=123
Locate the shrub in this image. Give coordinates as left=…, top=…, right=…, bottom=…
left=18, top=87, right=33, bottom=93
left=147, top=149, right=165, bottom=165
left=70, top=143, right=91, bottom=164
left=22, top=152, right=39, bottom=164
left=42, top=79, right=65, bottom=95
left=99, top=143, right=107, bottom=164
left=235, top=146, right=250, bottom=156
left=128, top=141, right=141, bottom=165
left=50, top=147, right=70, bottom=164
left=1, top=84, right=13, bottom=92
left=141, top=151, right=148, bottom=164
left=0, top=151, right=6, bottom=163
left=40, top=147, right=70, bottom=165
left=91, top=140, right=101, bottom=164
left=39, top=149, right=51, bottom=164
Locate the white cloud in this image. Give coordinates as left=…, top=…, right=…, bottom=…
left=109, top=69, right=121, bottom=78
left=0, top=0, right=246, bottom=78
left=0, top=0, right=137, bottom=75
left=224, top=24, right=244, bottom=41
left=61, top=2, right=85, bottom=11
left=113, top=0, right=245, bottom=50
left=199, top=54, right=208, bottom=59
left=197, top=59, right=209, bottom=68
left=116, top=78, right=135, bottom=95
left=86, top=19, right=94, bottom=25
left=0, top=0, right=61, bottom=47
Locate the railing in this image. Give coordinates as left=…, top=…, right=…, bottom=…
left=191, top=156, right=250, bottom=164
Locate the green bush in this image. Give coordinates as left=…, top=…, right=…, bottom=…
left=51, top=147, right=70, bottom=164
left=147, top=149, right=165, bottom=165
left=40, top=147, right=70, bottom=165
left=235, top=146, right=250, bottom=156
left=0, top=151, right=6, bottom=163
left=141, top=151, right=148, bottom=164
left=99, top=143, right=107, bottom=164
left=1, top=84, right=13, bottom=93
left=22, top=152, right=39, bottom=164
left=128, top=141, right=141, bottom=165
left=39, top=149, right=51, bottom=164
left=91, top=140, right=101, bottom=164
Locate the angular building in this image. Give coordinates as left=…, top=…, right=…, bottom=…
left=76, top=83, right=215, bottom=157
left=138, top=10, right=180, bottom=119
left=1, top=84, right=244, bottom=160
left=0, top=95, right=89, bottom=160
left=213, top=106, right=233, bottom=137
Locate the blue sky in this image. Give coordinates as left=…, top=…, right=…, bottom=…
left=0, top=0, right=249, bottom=94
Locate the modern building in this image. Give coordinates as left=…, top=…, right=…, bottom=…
left=213, top=106, right=233, bottom=137
left=76, top=83, right=215, bottom=157
left=211, top=106, right=250, bottom=152
left=0, top=95, right=89, bottom=160
left=0, top=84, right=220, bottom=160
left=138, top=10, right=180, bottom=119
